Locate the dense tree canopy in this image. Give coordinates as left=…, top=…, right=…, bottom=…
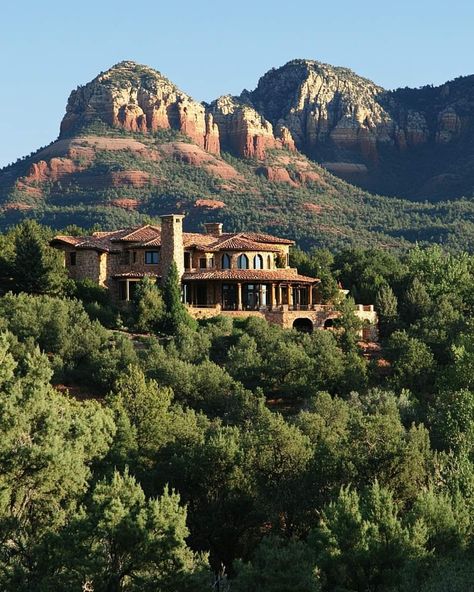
left=0, top=227, right=474, bottom=590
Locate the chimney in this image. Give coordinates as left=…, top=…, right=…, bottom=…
left=160, top=214, right=185, bottom=281
left=204, top=222, right=223, bottom=236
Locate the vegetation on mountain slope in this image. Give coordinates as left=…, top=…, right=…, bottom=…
left=1, top=59, right=474, bottom=251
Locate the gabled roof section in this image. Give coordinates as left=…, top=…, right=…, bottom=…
left=239, top=231, right=294, bottom=245
left=202, top=235, right=277, bottom=252
left=110, top=225, right=162, bottom=243
left=50, top=235, right=119, bottom=253
left=51, top=224, right=295, bottom=253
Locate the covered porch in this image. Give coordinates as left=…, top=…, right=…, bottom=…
left=183, top=280, right=319, bottom=311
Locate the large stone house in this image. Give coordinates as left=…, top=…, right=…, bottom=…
left=51, top=214, right=377, bottom=336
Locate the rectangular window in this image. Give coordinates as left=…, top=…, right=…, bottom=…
left=199, top=258, right=207, bottom=269
left=132, top=251, right=137, bottom=263
left=184, top=252, right=191, bottom=270
left=145, top=251, right=160, bottom=264
left=70, top=252, right=76, bottom=266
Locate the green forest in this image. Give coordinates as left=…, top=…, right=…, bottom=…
left=3, top=122, right=474, bottom=253
left=1, top=221, right=474, bottom=591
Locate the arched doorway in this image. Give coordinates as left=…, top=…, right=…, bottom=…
left=323, top=318, right=335, bottom=329
left=293, top=318, right=313, bottom=333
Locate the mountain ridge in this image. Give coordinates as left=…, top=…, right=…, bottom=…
left=1, top=58, right=474, bottom=251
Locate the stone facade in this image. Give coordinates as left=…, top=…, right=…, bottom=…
left=161, top=214, right=185, bottom=279
left=51, top=215, right=378, bottom=338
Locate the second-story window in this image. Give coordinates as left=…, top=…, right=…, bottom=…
left=237, top=254, right=249, bottom=269
left=199, top=258, right=207, bottom=269
left=267, top=254, right=272, bottom=269
left=222, top=253, right=231, bottom=269
left=253, top=254, right=263, bottom=269
left=145, top=251, right=160, bottom=264
left=184, top=252, right=191, bottom=269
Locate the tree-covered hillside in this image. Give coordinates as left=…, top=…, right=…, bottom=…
left=1, top=222, right=474, bottom=590
left=2, top=124, right=474, bottom=252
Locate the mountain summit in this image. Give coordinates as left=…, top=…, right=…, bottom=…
left=1, top=59, right=474, bottom=250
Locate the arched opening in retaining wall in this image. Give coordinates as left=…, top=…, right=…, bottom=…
left=324, top=318, right=335, bottom=329
left=293, top=318, right=313, bottom=333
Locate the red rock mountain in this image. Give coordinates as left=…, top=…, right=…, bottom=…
left=1, top=59, right=474, bottom=251
left=57, top=60, right=474, bottom=199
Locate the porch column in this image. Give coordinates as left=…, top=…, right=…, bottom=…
left=125, top=279, right=130, bottom=302
left=308, top=284, right=313, bottom=307
left=288, top=284, right=294, bottom=308
left=278, top=284, right=282, bottom=306
left=271, top=283, right=276, bottom=309
left=237, top=283, right=242, bottom=310
left=258, top=284, right=264, bottom=309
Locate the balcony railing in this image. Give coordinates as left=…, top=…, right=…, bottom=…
left=186, top=303, right=337, bottom=313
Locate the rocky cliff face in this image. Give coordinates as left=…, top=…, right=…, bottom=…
left=60, top=61, right=296, bottom=161
left=14, top=59, right=474, bottom=200
left=61, top=61, right=220, bottom=154
left=209, top=95, right=295, bottom=159
left=246, top=59, right=473, bottom=160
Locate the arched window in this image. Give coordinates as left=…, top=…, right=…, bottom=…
left=253, top=254, right=263, bottom=269
left=237, top=254, right=249, bottom=269
left=222, top=253, right=231, bottom=269
left=267, top=255, right=272, bottom=269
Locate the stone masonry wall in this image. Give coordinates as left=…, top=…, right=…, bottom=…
left=62, top=248, right=102, bottom=284
left=161, top=215, right=184, bottom=279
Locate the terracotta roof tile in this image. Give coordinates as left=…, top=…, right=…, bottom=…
left=52, top=224, right=295, bottom=254
left=203, top=236, right=277, bottom=252
left=182, top=233, right=216, bottom=248
left=50, top=236, right=118, bottom=253
left=111, top=225, right=162, bottom=243
left=240, top=231, right=294, bottom=245
left=183, top=269, right=319, bottom=283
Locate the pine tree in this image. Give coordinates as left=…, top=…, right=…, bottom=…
left=376, top=285, right=398, bottom=338
left=161, top=262, right=196, bottom=335
left=12, top=220, right=67, bottom=295
left=131, top=276, right=165, bottom=333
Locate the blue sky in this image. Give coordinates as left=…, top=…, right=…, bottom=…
left=1, top=0, right=473, bottom=167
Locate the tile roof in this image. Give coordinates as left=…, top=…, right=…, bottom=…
left=182, top=232, right=216, bottom=248
left=200, top=236, right=277, bottom=252
left=110, top=225, right=162, bottom=243
left=50, top=235, right=119, bottom=253
left=52, top=224, right=295, bottom=253
left=182, top=269, right=319, bottom=283
left=239, top=231, right=294, bottom=245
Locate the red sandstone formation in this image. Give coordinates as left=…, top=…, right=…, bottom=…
left=194, top=198, right=226, bottom=209
left=210, top=96, right=297, bottom=160
left=257, top=166, right=298, bottom=186
left=61, top=61, right=220, bottom=155
left=23, top=157, right=84, bottom=184
left=296, top=170, right=322, bottom=184
left=109, top=171, right=154, bottom=188
left=109, top=198, right=140, bottom=209
left=159, top=142, right=241, bottom=180
left=303, top=202, right=323, bottom=213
